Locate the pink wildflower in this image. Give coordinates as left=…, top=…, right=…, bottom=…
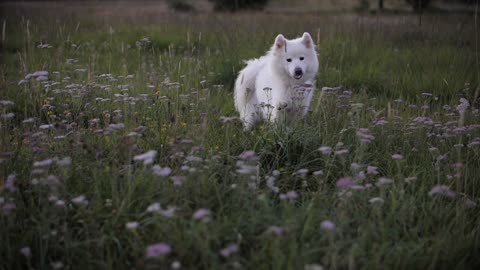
left=71, top=195, right=88, bottom=205
left=367, top=166, right=379, bottom=175
left=126, top=221, right=139, bottom=229
left=376, top=177, right=393, bottom=186
left=171, top=175, right=185, bottom=186
left=266, top=225, right=287, bottom=236
left=192, top=208, right=211, bottom=222
left=318, top=146, right=332, bottom=155
left=152, top=165, right=172, bottom=177
left=334, top=149, right=349, bottom=155
left=239, top=150, right=258, bottom=160
left=5, top=174, right=17, bottom=193
left=279, top=191, right=299, bottom=200
left=20, top=246, right=31, bottom=258
left=404, top=176, right=418, bottom=183
left=320, top=220, right=336, bottom=231
left=336, top=177, right=354, bottom=188
left=369, top=197, right=384, bottom=204
left=391, top=154, right=404, bottom=160
left=428, top=185, right=455, bottom=198
left=219, top=243, right=239, bottom=258
left=145, top=243, right=172, bottom=258
left=133, top=150, right=157, bottom=165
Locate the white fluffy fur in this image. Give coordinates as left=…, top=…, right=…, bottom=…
left=234, top=32, right=319, bottom=130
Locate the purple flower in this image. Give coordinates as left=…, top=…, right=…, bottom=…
left=265, top=225, right=287, bottom=236
left=350, top=162, right=361, bottom=170
left=376, top=177, right=393, bottom=186
left=108, top=123, right=125, bottom=130
left=236, top=161, right=257, bottom=175
left=20, top=246, right=31, bottom=258
left=171, top=175, right=185, bottom=186
left=266, top=177, right=279, bottom=193
left=279, top=191, right=299, bottom=200
left=192, top=208, right=211, bottom=222
left=55, top=200, right=66, bottom=208
left=33, top=158, right=54, bottom=167
left=320, top=220, right=336, bottom=231
left=456, top=98, right=469, bottom=113
left=436, top=154, right=448, bottom=161
left=366, top=166, right=379, bottom=175
left=0, top=100, right=15, bottom=106
left=391, top=154, right=404, bottom=160
left=146, top=243, right=172, bottom=257
left=404, top=176, right=418, bottom=183
left=295, top=169, right=309, bottom=176
left=413, top=117, right=433, bottom=124
left=160, top=207, right=177, bottom=218
left=51, top=261, right=64, bottom=269
left=128, top=132, right=139, bottom=138
left=126, top=221, right=139, bottom=229
left=147, top=202, right=161, bottom=212
left=429, top=185, right=456, bottom=198
left=57, top=157, right=72, bottom=166
left=133, top=150, right=157, bottom=165
left=71, top=195, right=88, bottom=205
left=369, top=197, right=384, bottom=204
left=152, top=165, right=172, bottom=177
left=22, top=117, right=35, bottom=124
left=336, top=177, right=354, bottom=188
left=5, top=174, right=17, bottom=193
left=32, top=70, right=49, bottom=77
left=2, top=112, right=15, bottom=119
left=318, top=146, right=332, bottom=155
left=374, top=119, right=389, bottom=126
left=219, top=243, right=239, bottom=258
left=185, top=155, right=203, bottom=163
left=2, top=202, right=16, bottom=215
left=356, top=129, right=375, bottom=143
left=239, top=150, right=258, bottom=160
left=171, top=261, right=182, bottom=269
left=464, top=198, right=476, bottom=208
left=334, top=149, right=349, bottom=156
left=45, top=175, right=60, bottom=186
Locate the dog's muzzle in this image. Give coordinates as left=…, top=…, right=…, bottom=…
left=294, top=68, right=303, bottom=80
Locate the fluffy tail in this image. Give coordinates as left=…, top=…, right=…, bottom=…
left=234, top=57, right=266, bottom=117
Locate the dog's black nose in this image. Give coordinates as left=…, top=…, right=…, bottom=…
left=294, top=68, right=303, bottom=76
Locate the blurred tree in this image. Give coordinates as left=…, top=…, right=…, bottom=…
left=167, top=0, right=195, bottom=12
left=208, top=0, right=269, bottom=11
left=406, top=0, right=431, bottom=11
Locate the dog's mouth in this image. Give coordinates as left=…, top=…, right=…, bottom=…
left=294, top=74, right=303, bottom=80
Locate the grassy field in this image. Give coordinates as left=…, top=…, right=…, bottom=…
left=1, top=1, right=480, bottom=269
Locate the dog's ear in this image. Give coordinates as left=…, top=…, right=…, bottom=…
left=301, top=32, right=313, bottom=48
left=274, top=34, right=286, bottom=50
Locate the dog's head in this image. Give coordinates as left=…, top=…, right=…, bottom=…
left=272, top=32, right=318, bottom=81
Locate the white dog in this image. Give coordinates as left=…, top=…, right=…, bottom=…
left=234, top=32, right=319, bottom=130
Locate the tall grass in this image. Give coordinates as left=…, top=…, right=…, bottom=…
left=0, top=2, right=479, bottom=270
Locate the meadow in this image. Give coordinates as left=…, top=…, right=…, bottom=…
left=1, top=1, right=480, bottom=269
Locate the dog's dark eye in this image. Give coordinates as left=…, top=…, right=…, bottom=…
left=286, top=58, right=292, bottom=62
left=300, top=57, right=304, bottom=61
